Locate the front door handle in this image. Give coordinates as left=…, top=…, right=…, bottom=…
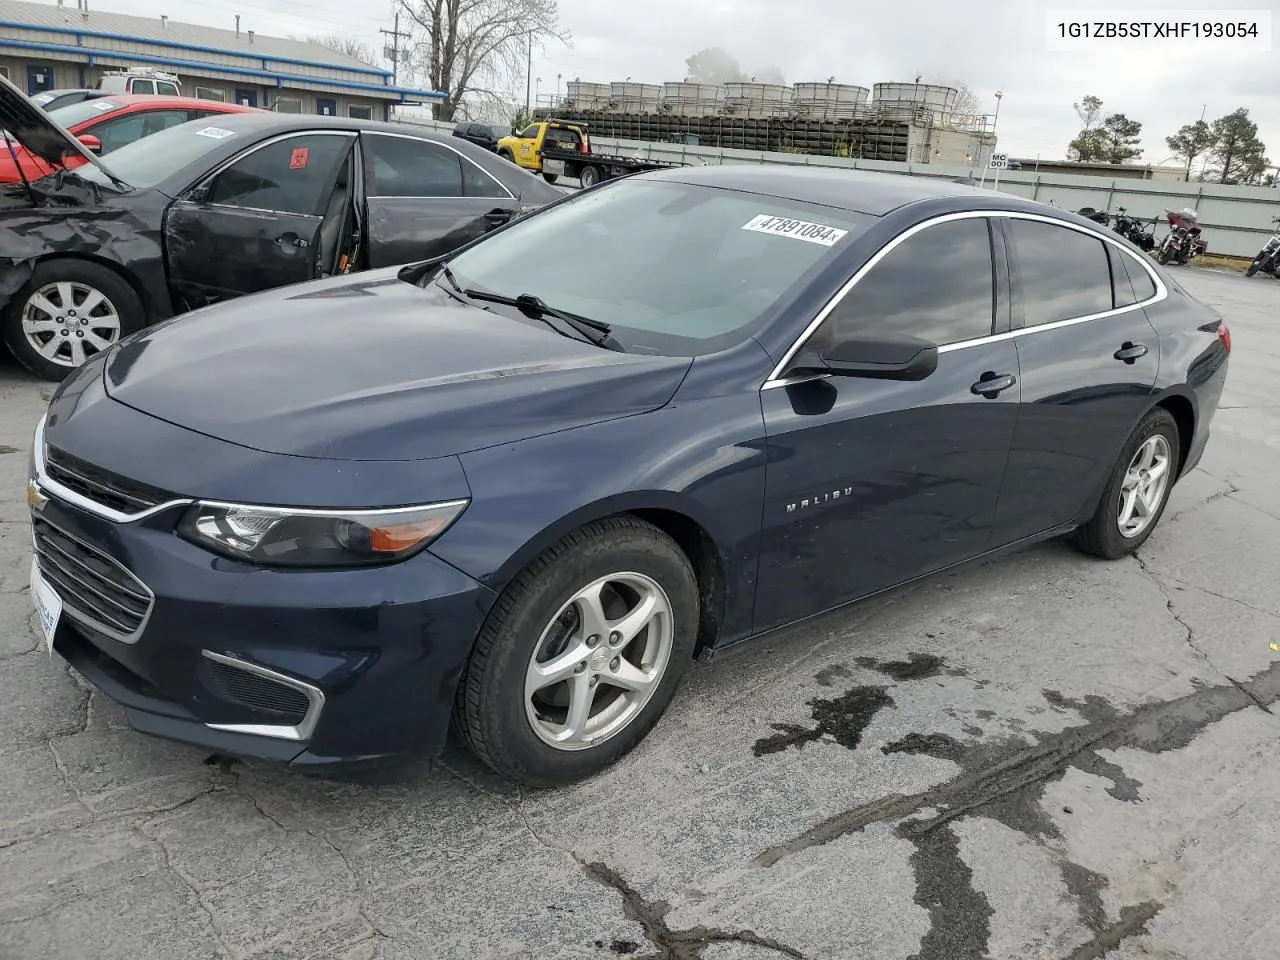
left=1114, top=342, right=1148, bottom=363
left=275, top=233, right=309, bottom=250
left=971, top=372, right=1017, bottom=399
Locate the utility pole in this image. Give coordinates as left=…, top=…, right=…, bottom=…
left=525, top=33, right=532, bottom=114
left=380, top=10, right=410, bottom=86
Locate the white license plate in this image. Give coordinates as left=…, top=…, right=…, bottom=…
left=29, top=558, right=62, bottom=657
left=542, top=158, right=565, bottom=175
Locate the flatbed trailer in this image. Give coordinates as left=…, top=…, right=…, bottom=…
left=538, top=144, right=685, bottom=188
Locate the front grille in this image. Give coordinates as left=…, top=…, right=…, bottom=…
left=44, top=446, right=177, bottom=515
left=203, top=658, right=311, bottom=725
left=32, top=519, right=153, bottom=642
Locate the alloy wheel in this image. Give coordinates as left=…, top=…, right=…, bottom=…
left=524, top=571, right=674, bottom=750
left=1118, top=434, right=1172, bottom=539
left=21, top=281, right=122, bottom=368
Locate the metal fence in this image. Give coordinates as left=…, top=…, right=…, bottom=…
left=388, top=116, right=1280, bottom=258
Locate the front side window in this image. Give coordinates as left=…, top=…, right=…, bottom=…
left=364, top=135, right=463, bottom=197
left=1009, top=218, right=1113, bottom=327
left=443, top=179, right=872, bottom=356
left=157, top=81, right=180, bottom=96
left=823, top=217, right=995, bottom=347
left=90, top=109, right=192, bottom=153
left=517, top=124, right=538, bottom=139
left=203, top=134, right=351, bottom=215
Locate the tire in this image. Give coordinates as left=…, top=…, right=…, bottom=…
left=579, top=165, right=601, bottom=189
left=1157, top=245, right=1173, bottom=265
left=498, top=149, right=515, bottom=163
left=1246, top=254, right=1264, bottom=277
left=3, top=259, right=144, bottom=382
left=542, top=171, right=559, bottom=184
left=1071, top=407, right=1180, bottom=560
left=454, top=516, right=699, bottom=788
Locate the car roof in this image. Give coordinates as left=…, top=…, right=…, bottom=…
left=642, top=163, right=1023, bottom=217
left=72, top=94, right=259, bottom=112
left=151, top=109, right=460, bottom=141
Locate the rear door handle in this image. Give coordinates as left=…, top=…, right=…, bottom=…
left=484, top=209, right=514, bottom=227
left=971, top=372, right=1017, bottom=399
left=1114, top=342, right=1148, bottom=363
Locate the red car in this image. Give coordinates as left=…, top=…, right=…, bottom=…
left=0, top=94, right=260, bottom=183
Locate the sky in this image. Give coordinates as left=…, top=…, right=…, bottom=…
left=57, top=0, right=1280, bottom=167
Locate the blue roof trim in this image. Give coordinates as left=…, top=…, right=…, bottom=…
left=0, top=19, right=390, bottom=77
left=0, top=38, right=445, bottom=100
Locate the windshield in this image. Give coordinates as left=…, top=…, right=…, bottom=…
left=70, top=118, right=240, bottom=190
left=444, top=179, right=872, bottom=356
left=46, top=97, right=126, bottom=130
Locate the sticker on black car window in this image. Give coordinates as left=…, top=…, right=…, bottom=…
left=193, top=126, right=235, bottom=140
left=741, top=214, right=848, bottom=247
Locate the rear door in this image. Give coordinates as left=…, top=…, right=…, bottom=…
left=163, top=131, right=354, bottom=308
left=361, top=131, right=521, bottom=268
left=989, top=215, right=1161, bottom=547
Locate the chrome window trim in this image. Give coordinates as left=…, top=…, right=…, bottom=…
left=30, top=415, right=193, bottom=524
left=31, top=516, right=157, bottom=645
left=362, top=130, right=516, bottom=201
left=762, top=209, right=1168, bottom=389
left=201, top=650, right=326, bottom=742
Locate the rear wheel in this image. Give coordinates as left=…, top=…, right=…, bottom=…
left=579, top=165, right=601, bottom=188
left=454, top=517, right=699, bottom=787
left=3, top=259, right=144, bottom=382
left=542, top=171, right=559, bottom=183
left=1071, top=407, right=1180, bottom=560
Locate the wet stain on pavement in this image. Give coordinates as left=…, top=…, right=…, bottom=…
left=855, top=652, right=966, bottom=680
left=899, top=823, right=994, bottom=960
left=594, top=938, right=642, bottom=955
left=881, top=732, right=965, bottom=760
left=1063, top=901, right=1163, bottom=960
left=753, top=686, right=894, bottom=757
left=814, top=663, right=853, bottom=687
left=1060, top=861, right=1109, bottom=933
left=582, top=860, right=804, bottom=959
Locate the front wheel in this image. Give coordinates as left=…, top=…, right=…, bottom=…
left=3, top=259, right=144, bottom=382
left=454, top=517, right=699, bottom=787
left=1071, top=407, right=1180, bottom=560
left=1246, top=253, right=1265, bottom=277
left=1157, top=244, right=1173, bottom=265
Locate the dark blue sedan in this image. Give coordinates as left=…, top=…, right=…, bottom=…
left=26, top=165, right=1230, bottom=786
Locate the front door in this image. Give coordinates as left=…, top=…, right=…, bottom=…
left=234, top=88, right=258, bottom=108
left=755, top=215, right=1020, bottom=632
left=361, top=132, right=521, bottom=268
left=163, top=132, right=354, bottom=309
left=990, top=216, right=1161, bottom=546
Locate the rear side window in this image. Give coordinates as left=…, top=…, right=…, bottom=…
left=130, top=79, right=156, bottom=95
left=461, top=159, right=509, bottom=198
left=825, top=217, right=996, bottom=346
left=1114, top=246, right=1157, bottom=304
left=1009, top=219, right=1113, bottom=326
left=364, top=134, right=463, bottom=198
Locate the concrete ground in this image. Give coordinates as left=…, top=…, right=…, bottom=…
left=1, top=267, right=1277, bottom=960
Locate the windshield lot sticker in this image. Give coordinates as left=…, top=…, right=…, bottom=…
left=193, top=126, right=236, bottom=140
left=742, top=214, right=848, bottom=246
left=92, top=100, right=120, bottom=111
left=289, top=147, right=309, bottom=170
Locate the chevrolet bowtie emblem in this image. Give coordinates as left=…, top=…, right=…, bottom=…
left=26, top=480, right=48, bottom=512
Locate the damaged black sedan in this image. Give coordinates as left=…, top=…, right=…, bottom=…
left=0, top=75, right=560, bottom=381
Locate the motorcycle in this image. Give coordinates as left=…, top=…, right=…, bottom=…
left=1245, top=216, right=1280, bottom=279
left=1075, top=206, right=1112, bottom=227
left=1156, top=208, right=1208, bottom=265
left=1111, top=207, right=1156, bottom=252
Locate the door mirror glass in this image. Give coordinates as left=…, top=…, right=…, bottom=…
left=816, top=331, right=939, bottom=381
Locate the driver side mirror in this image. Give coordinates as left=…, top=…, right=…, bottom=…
left=795, top=331, right=939, bottom=382
left=77, top=134, right=102, bottom=154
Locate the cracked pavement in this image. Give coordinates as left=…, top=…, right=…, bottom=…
left=2, top=266, right=1279, bottom=960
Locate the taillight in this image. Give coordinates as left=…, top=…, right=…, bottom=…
left=1218, top=322, right=1231, bottom=354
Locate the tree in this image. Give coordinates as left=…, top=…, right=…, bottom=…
left=684, top=48, right=746, bottom=84
left=1204, top=108, right=1269, bottom=185
left=306, top=33, right=378, bottom=66
left=1165, top=120, right=1214, bottom=181
left=1073, top=95, right=1103, bottom=131
left=1098, top=113, right=1143, bottom=163
left=397, top=0, right=568, bottom=121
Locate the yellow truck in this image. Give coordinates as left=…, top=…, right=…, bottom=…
left=496, top=119, right=683, bottom=189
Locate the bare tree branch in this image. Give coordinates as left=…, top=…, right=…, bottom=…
left=306, top=33, right=379, bottom=66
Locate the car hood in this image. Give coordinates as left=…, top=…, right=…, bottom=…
left=0, top=73, right=118, bottom=178
left=102, top=270, right=693, bottom=461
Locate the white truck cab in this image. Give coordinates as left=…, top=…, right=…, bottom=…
left=96, top=68, right=182, bottom=97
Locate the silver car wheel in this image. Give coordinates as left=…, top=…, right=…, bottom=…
left=1118, top=434, right=1172, bottom=539
left=524, top=571, right=674, bottom=751
left=21, top=280, right=122, bottom=368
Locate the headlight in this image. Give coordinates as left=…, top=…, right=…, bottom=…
left=177, top=499, right=469, bottom=568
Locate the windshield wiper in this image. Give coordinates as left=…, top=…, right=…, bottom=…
left=461, top=288, right=623, bottom=351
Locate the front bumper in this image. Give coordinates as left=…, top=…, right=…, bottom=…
left=28, top=421, right=496, bottom=769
